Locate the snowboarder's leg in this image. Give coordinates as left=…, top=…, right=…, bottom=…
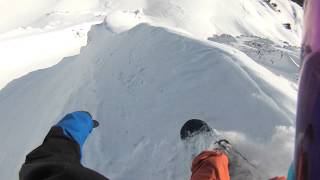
left=180, top=120, right=287, bottom=179
left=19, top=111, right=108, bottom=180
left=180, top=119, right=230, bottom=180
left=191, top=150, right=230, bottom=180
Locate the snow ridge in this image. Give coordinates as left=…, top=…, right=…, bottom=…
left=0, top=22, right=296, bottom=179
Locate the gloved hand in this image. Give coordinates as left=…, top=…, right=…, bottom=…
left=56, top=111, right=99, bottom=150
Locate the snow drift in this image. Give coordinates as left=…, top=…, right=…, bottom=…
left=0, top=21, right=297, bottom=179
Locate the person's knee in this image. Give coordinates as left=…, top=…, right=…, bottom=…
left=191, top=150, right=230, bottom=180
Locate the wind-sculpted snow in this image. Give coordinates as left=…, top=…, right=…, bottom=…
left=0, top=0, right=303, bottom=89
left=0, top=23, right=296, bottom=179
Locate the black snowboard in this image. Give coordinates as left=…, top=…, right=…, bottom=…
left=180, top=119, right=213, bottom=140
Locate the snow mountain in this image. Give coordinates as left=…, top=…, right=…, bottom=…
left=0, top=0, right=302, bottom=89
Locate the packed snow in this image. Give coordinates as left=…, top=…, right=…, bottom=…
left=0, top=0, right=302, bottom=180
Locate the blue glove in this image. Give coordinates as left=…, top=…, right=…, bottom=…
left=56, top=111, right=96, bottom=151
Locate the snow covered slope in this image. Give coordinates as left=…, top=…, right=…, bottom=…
left=0, top=0, right=106, bottom=89
left=145, top=0, right=303, bottom=45
left=0, top=23, right=96, bottom=89
left=103, top=0, right=303, bottom=45
left=209, top=34, right=301, bottom=83
left=0, top=0, right=302, bottom=89
left=0, top=21, right=297, bottom=179
left=0, top=0, right=106, bottom=33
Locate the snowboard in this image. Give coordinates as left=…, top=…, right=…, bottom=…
left=180, top=119, right=263, bottom=180
left=180, top=119, right=213, bottom=140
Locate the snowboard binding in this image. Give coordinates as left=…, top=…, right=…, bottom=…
left=215, top=139, right=232, bottom=156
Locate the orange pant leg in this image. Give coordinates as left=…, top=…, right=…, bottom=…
left=191, top=150, right=230, bottom=180
left=270, top=177, right=286, bottom=180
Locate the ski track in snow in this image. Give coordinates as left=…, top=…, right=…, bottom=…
left=0, top=0, right=302, bottom=179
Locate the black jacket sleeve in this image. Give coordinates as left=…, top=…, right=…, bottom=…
left=19, top=127, right=109, bottom=180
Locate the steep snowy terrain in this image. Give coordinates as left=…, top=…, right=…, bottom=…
left=0, top=0, right=302, bottom=180
left=0, top=22, right=297, bottom=179
left=209, top=34, right=301, bottom=83
left=0, top=23, right=98, bottom=89
left=0, top=0, right=107, bottom=89
left=0, top=0, right=302, bottom=89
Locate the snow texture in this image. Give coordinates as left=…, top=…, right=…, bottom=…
left=0, top=0, right=302, bottom=90
left=0, top=0, right=302, bottom=179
